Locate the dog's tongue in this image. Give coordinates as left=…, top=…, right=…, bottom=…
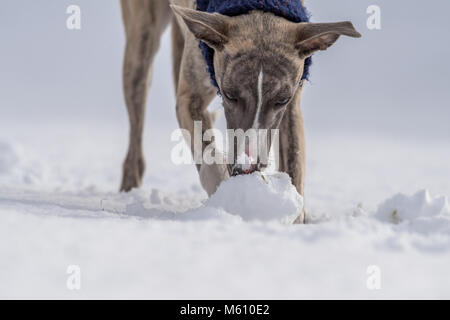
left=245, top=144, right=250, bottom=157
left=243, top=145, right=255, bottom=174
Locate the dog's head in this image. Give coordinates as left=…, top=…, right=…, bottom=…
left=172, top=6, right=361, bottom=175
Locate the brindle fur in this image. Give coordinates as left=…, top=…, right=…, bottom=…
left=120, top=0, right=361, bottom=223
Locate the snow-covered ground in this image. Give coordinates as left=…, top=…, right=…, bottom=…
left=1, top=120, right=450, bottom=299
left=1, top=0, right=450, bottom=299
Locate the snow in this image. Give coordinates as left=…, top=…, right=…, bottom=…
left=1, top=123, right=450, bottom=299
left=375, top=190, right=450, bottom=235
left=208, top=172, right=303, bottom=223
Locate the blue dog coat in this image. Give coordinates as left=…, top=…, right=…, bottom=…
left=196, top=0, right=312, bottom=93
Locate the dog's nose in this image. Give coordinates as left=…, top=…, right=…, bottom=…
left=231, top=163, right=259, bottom=176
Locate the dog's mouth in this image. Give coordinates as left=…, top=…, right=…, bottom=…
left=227, top=140, right=268, bottom=176
left=228, top=163, right=260, bottom=176
left=228, top=152, right=266, bottom=176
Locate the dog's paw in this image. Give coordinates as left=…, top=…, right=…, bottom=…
left=120, top=155, right=145, bottom=192
left=293, top=208, right=306, bottom=224
left=199, top=161, right=230, bottom=197
left=120, top=173, right=141, bottom=192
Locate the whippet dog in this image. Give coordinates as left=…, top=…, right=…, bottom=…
left=120, top=0, right=361, bottom=223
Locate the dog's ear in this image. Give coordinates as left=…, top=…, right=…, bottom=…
left=295, top=22, right=361, bottom=58
left=171, top=5, right=229, bottom=50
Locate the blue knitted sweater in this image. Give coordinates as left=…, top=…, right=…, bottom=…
left=196, top=0, right=312, bottom=92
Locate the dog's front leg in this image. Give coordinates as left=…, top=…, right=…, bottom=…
left=175, top=37, right=228, bottom=196
left=278, top=91, right=307, bottom=223
left=120, top=0, right=171, bottom=192
left=177, top=88, right=228, bottom=196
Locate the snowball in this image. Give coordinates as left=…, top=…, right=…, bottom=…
left=207, top=172, right=303, bottom=223
left=375, top=189, right=450, bottom=224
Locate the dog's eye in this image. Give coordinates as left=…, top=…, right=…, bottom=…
left=223, top=91, right=237, bottom=102
left=275, top=97, right=291, bottom=106
left=299, top=80, right=304, bottom=88
left=225, top=92, right=238, bottom=102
